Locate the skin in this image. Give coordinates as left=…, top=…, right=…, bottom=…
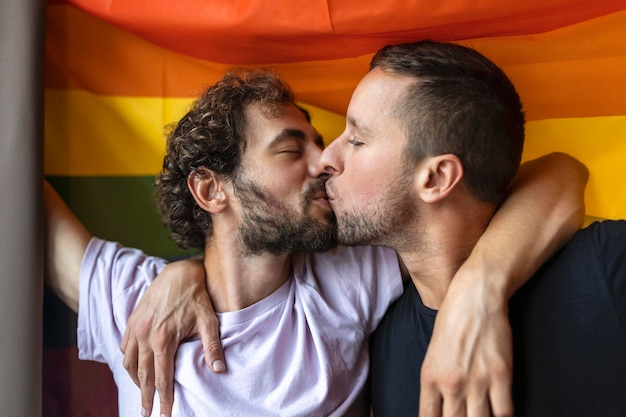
left=45, top=100, right=337, bottom=417
left=319, top=67, right=588, bottom=417
left=44, top=102, right=331, bottom=311
left=230, top=104, right=334, bottom=257
left=322, top=69, right=420, bottom=251
left=190, top=101, right=332, bottom=314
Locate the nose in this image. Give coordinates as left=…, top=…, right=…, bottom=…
left=308, top=139, right=338, bottom=179
left=307, top=140, right=327, bottom=179
left=317, top=138, right=342, bottom=177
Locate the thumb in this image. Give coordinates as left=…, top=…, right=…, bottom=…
left=198, top=314, right=226, bottom=373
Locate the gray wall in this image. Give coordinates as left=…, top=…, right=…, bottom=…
left=0, top=0, right=45, bottom=415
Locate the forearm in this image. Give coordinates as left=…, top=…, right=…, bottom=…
left=423, top=153, right=587, bottom=417
left=454, top=152, right=588, bottom=299
left=44, top=180, right=92, bottom=312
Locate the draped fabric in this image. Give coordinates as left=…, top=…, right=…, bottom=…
left=42, top=1, right=626, bottom=416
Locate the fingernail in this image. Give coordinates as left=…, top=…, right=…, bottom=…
left=141, top=408, right=148, bottom=417
left=213, top=360, right=226, bottom=372
left=161, top=414, right=167, bottom=417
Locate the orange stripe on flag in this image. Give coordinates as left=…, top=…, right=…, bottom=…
left=46, top=6, right=626, bottom=120
left=52, top=0, right=626, bottom=63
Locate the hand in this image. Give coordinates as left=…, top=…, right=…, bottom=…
left=120, top=258, right=225, bottom=417
left=419, top=273, right=514, bottom=417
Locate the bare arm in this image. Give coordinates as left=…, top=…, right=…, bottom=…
left=44, top=180, right=92, bottom=313
left=46, top=180, right=225, bottom=416
left=462, top=152, right=588, bottom=299
left=420, top=152, right=588, bottom=417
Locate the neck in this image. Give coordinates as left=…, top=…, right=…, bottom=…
left=397, top=204, right=491, bottom=309
left=203, top=233, right=292, bottom=313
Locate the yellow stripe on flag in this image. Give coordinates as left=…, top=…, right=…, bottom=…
left=44, top=90, right=346, bottom=176
left=45, top=90, right=626, bottom=219
left=44, top=90, right=190, bottom=176
left=524, top=116, right=626, bottom=219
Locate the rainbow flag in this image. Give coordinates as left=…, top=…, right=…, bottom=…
left=43, top=1, right=626, bottom=415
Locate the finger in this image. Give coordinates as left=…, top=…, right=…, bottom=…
left=488, top=376, right=514, bottom=417
left=120, top=325, right=130, bottom=354
left=154, top=346, right=176, bottom=417
left=466, top=392, right=490, bottom=417
left=122, top=335, right=140, bottom=387
left=442, top=397, right=466, bottom=417
left=137, top=349, right=156, bottom=417
left=465, top=367, right=490, bottom=417
left=419, top=385, right=442, bottom=417
left=198, top=315, right=226, bottom=373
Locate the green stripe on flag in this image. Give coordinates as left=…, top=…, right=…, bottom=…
left=46, top=176, right=197, bottom=259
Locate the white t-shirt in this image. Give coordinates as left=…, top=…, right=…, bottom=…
left=78, top=238, right=403, bottom=417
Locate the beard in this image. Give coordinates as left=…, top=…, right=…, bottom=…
left=336, top=163, right=418, bottom=251
left=233, top=177, right=338, bottom=256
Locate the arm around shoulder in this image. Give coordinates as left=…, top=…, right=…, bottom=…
left=44, top=180, right=92, bottom=313
left=418, top=153, right=588, bottom=417
left=448, top=152, right=588, bottom=300
left=489, top=151, right=589, bottom=295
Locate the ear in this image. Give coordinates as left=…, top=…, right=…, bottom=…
left=187, top=167, right=228, bottom=214
left=415, top=154, right=464, bottom=203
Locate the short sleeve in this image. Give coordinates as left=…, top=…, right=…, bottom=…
left=77, top=238, right=167, bottom=364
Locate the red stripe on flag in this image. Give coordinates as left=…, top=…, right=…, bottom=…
left=43, top=347, right=118, bottom=417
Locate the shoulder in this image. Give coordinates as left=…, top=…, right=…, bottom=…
left=514, top=220, right=626, bottom=315
left=558, top=220, right=626, bottom=270
left=584, top=219, right=626, bottom=247
left=294, top=246, right=401, bottom=294
left=82, top=237, right=168, bottom=287
left=303, top=246, right=398, bottom=275
left=543, top=220, right=626, bottom=262
left=78, top=238, right=168, bottom=364
left=294, top=246, right=403, bottom=333
left=79, top=237, right=168, bottom=327
left=583, top=220, right=626, bottom=313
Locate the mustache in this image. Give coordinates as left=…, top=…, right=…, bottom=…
left=302, top=178, right=328, bottom=201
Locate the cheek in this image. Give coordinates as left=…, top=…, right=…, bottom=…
left=339, top=169, right=387, bottom=207
left=270, top=173, right=311, bottom=205
left=266, top=165, right=305, bottom=188
left=345, top=158, right=389, bottom=193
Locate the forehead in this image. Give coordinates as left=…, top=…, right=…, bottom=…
left=243, top=102, right=318, bottom=149
left=346, top=68, right=413, bottom=135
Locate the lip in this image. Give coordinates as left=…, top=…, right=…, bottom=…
left=314, top=192, right=330, bottom=203
left=311, top=190, right=332, bottom=209
left=323, top=181, right=335, bottom=201
left=313, top=189, right=328, bottom=199
left=319, top=191, right=337, bottom=211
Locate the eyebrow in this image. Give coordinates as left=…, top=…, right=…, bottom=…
left=347, top=116, right=372, bottom=136
left=269, top=129, right=325, bottom=149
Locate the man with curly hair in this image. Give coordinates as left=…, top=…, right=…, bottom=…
left=45, top=54, right=586, bottom=416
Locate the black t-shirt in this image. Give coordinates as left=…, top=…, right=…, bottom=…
left=369, top=220, right=626, bottom=417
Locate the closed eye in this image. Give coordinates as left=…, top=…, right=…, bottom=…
left=279, top=149, right=303, bottom=154
left=348, top=137, right=364, bottom=146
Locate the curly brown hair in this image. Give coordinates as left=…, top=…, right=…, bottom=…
left=156, top=69, right=297, bottom=250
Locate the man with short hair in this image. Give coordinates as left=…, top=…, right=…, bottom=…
left=318, top=40, right=625, bottom=416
